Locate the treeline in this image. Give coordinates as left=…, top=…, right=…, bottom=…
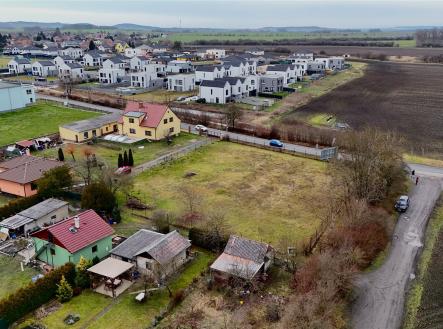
left=0, top=33, right=9, bottom=50
left=416, top=29, right=443, bottom=47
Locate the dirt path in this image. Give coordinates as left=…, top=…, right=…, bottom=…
left=352, top=177, right=442, bottom=329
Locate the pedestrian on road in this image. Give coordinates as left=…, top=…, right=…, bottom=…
left=416, top=176, right=419, bottom=185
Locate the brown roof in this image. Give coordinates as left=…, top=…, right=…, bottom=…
left=119, top=101, right=170, bottom=129
left=0, top=155, right=62, bottom=184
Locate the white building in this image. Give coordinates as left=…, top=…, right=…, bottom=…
left=199, top=79, right=231, bottom=104
left=0, top=82, right=35, bottom=112
left=130, top=56, right=150, bottom=71
left=134, top=45, right=153, bottom=57
left=315, top=57, right=345, bottom=70
left=58, top=62, right=84, bottom=81
left=195, top=65, right=225, bottom=83
left=130, top=70, right=158, bottom=88
left=205, top=49, right=226, bottom=59
left=58, top=47, right=84, bottom=59
left=167, top=74, right=196, bottom=92
left=266, top=64, right=299, bottom=86
left=83, top=51, right=104, bottom=67
left=8, top=58, right=32, bottom=74
left=124, top=47, right=137, bottom=58
left=53, top=56, right=76, bottom=70
left=32, top=61, right=57, bottom=77
left=165, top=60, right=193, bottom=74
left=99, top=68, right=126, bottom=84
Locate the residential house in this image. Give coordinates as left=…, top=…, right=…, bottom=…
left=31, top=210, right=114, bottom=267
left=0, top=155, right=62, bottom=197
left=58, top=47, right=84, bottom=59
left=293, top=50, right=315, bottom=60
left=151, top=45, right=168, bottom=54
left=31, top=61, right=57, bottom=77
left=98, top=57, right=127, bottom=84
left=246, top=49, right=265, bottom=56
left=199, top=79, right=231, bottom=104
left=165, top=60, right=193, bottom=74
left=130, top=56, right=150, bottom=71
left=167, top=74, right=195, bottom=91
left=266, top=64, right=298, bottom=86
left=259, top=75, right=284, bottom=93
left=210, top=235, right=274, bottom=280
left=110, top=229, right=191, bottom=278
left=195, top=65, right=225, bottom=83
left=118, top=101, right=181, bottom=140
left=53, top=55, right=75, bottom=70
left=314, top=57, right=345, bottom=70
left=8, top=57, right=32, bottom=74
left=83, top=51, right=104, bottom=67
left=0, top=198, right=69, bottom=237
left=307, top=61, right=326, bottom=75
left=134, top=44, right=153, bottom=57
left=205, top=48, right=226, bottom=59
left=58, top=62, right=84, bottom=81
left=124, top=47, right=137, bottom=58
left=114, top=42, right=129, bottom=54
left=130, top=70, right=161, bottom=89
left=59, top=113, right=121, bottom=143
left=0, top=82, right=35, bottom=112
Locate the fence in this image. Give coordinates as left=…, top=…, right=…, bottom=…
left=131, top=139, right=212, bottom=175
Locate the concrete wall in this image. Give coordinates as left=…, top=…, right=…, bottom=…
left=0, top=85, right=35, bottom=112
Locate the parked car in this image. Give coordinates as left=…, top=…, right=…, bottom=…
left=115, top=166, right=132, bottom=175
left=394, top=195, right=410, bottom=212
left=269, top=139, right=284, bottom=148
left=195, top=125, right=208, bottom=133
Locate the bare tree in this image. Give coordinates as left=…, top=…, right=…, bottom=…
left=225, top=104, right=243, bottom=130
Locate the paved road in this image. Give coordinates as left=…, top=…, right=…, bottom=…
left=37, top=93, right=123, bottom=114
left=352, top=173, right=443, bottom=329
left=181, top=123, right=336, bottom=160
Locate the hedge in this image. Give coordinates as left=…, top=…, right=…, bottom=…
left=188, top=227, right=228, bottom=252
left=0, top=263, right=75, bottom=326
left=0, top=195, right=41, bottom=220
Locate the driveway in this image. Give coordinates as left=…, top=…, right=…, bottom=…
left=352, top=175, right=443, bottom=329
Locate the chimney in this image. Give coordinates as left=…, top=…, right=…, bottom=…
left=74, top=216, right=80, bottom=229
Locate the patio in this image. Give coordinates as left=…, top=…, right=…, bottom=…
left=87, top=257, right=135, bottom=298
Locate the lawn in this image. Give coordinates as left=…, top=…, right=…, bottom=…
left=130, top=142, right=330, bottom=246
left=23, top=249, right=213, bottom=329
left=0, top=255, right=40, bottom=299
left=403, top=154, right=443, bottom=169
left=0, top=101, right=101, bottom=146
left=4, top=75, right=58, bottom=82
left=37, top=133, right=203, bottom=169
left=0, top=55, right=12, bottom=68
left=124, top=89, right=198, bottom=104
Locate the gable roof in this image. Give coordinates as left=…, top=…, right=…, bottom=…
left=12, top=57, right=31, bottom=65
left=0, top=156, right=62, bottom=184
left=267, top=64, right=294, bottom=72
left=84, top=50, right=103, bottom=59
left=66, top=62, right=83, bottom=69
left=195, top=65, right=222, bottom=72
left=200, top=79, right=229, bottom=88
left=107, top=57, right=124, bottom=64
left=111, top=229, right=190, bottom=265
left=35, top=60, right=55, bottom=67
left=223, top=235, right=269, bottom=264
left=119, top=101, right=170, bottom=128
left=31, top=210, right=114, bottom=254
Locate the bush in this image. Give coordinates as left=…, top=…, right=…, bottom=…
left=188, top=227, right=228, bottom=252
left=0, top=194, right=41, bottom=220
left=56, top=275, right=73, bottom=303
left=265, top=304, right=281, bottom=322
left=0, top=263, right=75, bottom=325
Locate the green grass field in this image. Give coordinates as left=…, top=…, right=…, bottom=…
left=0, top=101, right=101, bottom=146
left=0, top=256, right=40, bottom=300
left=0, top=55, right=12, bottom=68
left=37, top=133, right=202, bottom=169
left=130, top=142, right=330, bottom=246
left=22, top=249, right=213, bottom=329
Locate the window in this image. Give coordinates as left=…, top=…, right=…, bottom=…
left=26, top=89, right=32, bottom=95
left=145, top=131, right=151, bottom=136
left=129, top=128, right=136, bottom=134
left=50, top=248, right=56, bottom=255
left=169, top=117, right=173, bottom=122
left=129, top=118, right=134, bottom=123
left=210, top=89, right=213, bottom=95
left=92, top=130, right=96, bottom=137
left=30, top=98, right=34, bottom=103
left=163, top=119, right=167, bottom=124
left=51, top=215, right=57, bottom=220
left=225, top=89, right=228, bottom=96
left=83, top=131, right=89, bottom=139
left=146, top=261, right=152, bottom=270
left=92, top=245, right=98, bottom=253
left=30, top=182, right=38, bottom=190
left=169, top=127, right=174, bottom=133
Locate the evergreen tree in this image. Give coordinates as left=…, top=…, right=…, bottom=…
left=128, top=149, right=134, bottom=166
left=56, top=275, right=73, bottom=303
left=118, top=153, right=123, bottom=168
left=75, top=256, right=92, bottom=289
left=123, top=150, right=128, bottom=166
left=89, top=40, right=96, bottom=50
left=58, top=148, right=65, bottom=162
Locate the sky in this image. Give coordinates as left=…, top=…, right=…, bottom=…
left=0, top=0, right=442, bottom=29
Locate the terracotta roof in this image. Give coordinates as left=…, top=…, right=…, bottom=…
left=31, top=210, right=114, bottom=254
left=119, top=101, right=169, bottom=128
left=16, top=140, right=34, bottom=148
left=0, top=155, right=62, bottom=184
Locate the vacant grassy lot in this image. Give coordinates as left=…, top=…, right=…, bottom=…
left=125, top=89, right=198, bottom=104
left=23, top=249, right=213, bottom=329
left=0, top=55, right=12, bottom=68
left=403, top=197, right=443, bottom=329
left=290, top=61, right=443, bottom=158
left=38, top=133, right=202, bottom=168
left=0, top=101, right=101, bottom=146
left=131, top=142, right=330, bottom=245
left=0, top=256, right=39, bottom=299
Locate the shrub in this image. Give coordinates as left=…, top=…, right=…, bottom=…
left=265, top=304, right=281, bottom=322
left=171, top=289, right=184, bottom=307
left=56, top=275, right=73, bottom=303
left=188, top=227, right=228, bottom=252
left=0, top=194, right=41, bottom=220
left=0, top=263, right=75, bottom=325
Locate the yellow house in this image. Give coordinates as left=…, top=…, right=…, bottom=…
left=114, top=42, right=129, bottom=53
left=59, top=113, right=120, bottom=143
left=118, top=101, right=181, bottom=140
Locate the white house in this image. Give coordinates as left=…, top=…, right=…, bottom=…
left=315, top=57, right=345, bottom=70
left=246, top=49, right=265, bottom=56
left=266, top=64, right=298, bottom=86
left=53, top=56, right=75, bottom=70
left=32, top=61, right=57, bottom=77
left=165, top=60, right=193, bottom=74
left=130, top=56, right=150, bottom=71
left=205, top=49, right=226, bottom=59
left=0, top=82, right=35, bottom=112
left=167, top=74, right=195, bottom=92
left=8, top=58, right=32, bottom=74
left=195, top=65, right=225, bottom=83
left=152, top=45, right=168, bottom=54
left=199, top=79, right=231, bottom=104
left=83, top=51, right=104, bottom=67
left=103, top=57, right=127, bottom=70
left=58, top=62, right=84, bottom=81
left=135, top=45, right=153, bottom=57
left=293, top=50, right=315, bottom=60
left=99, top=67, right=126, bottom=84
left=58, top=47, right=84, bottom=59
left=124, top=47, right=137, bottom=58
left=130, top=70, right=159, bottom=88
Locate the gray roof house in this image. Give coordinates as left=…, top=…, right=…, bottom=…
left=111, top=229, right=191, bottom=278
left=210, top=235, right=274, bottom=280
left=0, top=198, right=69, bottom=236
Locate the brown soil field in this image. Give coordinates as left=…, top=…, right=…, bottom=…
left=287, top=61, right=443, bottom=157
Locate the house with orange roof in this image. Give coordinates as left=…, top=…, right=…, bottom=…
left=118, top=101, right=181, bottom=140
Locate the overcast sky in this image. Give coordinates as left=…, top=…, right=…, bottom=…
left=0, top=0, right=442, bottom=29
